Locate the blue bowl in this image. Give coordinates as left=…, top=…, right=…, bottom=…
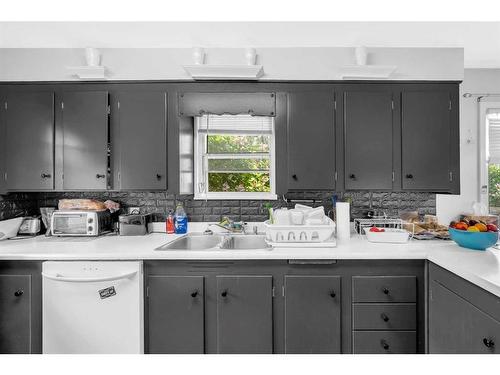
left=448, top=228, right=498, bottom=251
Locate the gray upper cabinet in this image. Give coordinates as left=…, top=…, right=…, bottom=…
left=4, top=92, right=54, bottom=191
left=61, top=91, right=109, bottom=190
left=288, top=90, right=336, bottom=190
left=284, top=275, right=341, bottom=353
left=216, top=275, right=273, bottom=353
left=343, top=90, right=395, bottom=190
left=147, top=275, right=204, bottom=354
left=401, top=90, right=454, bottom=191
left=113, top=91, right=167, bottom=190
left=0, top=275, right=32, bottom=354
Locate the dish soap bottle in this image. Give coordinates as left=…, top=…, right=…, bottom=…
left=174, top=204, right=188, bottom=234
left=166, top=210, right=175, bottom=234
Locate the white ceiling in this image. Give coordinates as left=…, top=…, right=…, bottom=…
left=1, top=22, right=499, bottom=68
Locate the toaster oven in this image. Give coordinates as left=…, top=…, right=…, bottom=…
left=51, top=210, right=112, bottom=236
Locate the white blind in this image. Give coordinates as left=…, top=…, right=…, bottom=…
left=197, top=114, right=273, bottom=134
left=488, top=109, right=500, bottom=164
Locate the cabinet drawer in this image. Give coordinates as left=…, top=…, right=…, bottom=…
left=352, top=276, right=416, bottom=303
left=353, top=304, right=416, bottom=330
left=353, top=331, right=417, bottom=354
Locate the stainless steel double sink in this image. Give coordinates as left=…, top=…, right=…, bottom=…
left=155, top=233, right=271, bottom=251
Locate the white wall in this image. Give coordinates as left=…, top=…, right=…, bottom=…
left=0, top=47, right=463, bottom=81
left=436, top=69, right=500, bottom=223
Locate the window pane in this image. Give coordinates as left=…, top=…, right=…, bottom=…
left=208, top=158, right=270, bottom=172
left=489, top=164, right=500, bottom=214
left=207, top=135, right=270, bottom=154
left=208, top=172, right=271, bottom=192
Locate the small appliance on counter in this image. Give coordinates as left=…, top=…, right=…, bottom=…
left=118, top=213, right=151, bottom=236
left=51, top=210, right=112, bottom=237
left=18, top=216, right=41, bottom=236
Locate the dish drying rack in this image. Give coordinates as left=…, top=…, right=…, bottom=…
left=264, top=218, right=336, bottom=243
left=354, top=218, right=415, bottom=242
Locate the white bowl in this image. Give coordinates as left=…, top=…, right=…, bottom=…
left=0, top=217, right=24, bottom=240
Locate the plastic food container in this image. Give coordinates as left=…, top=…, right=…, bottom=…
left=363, top=227, right=411, bottom=244
left=448, top=228, right=498, bottom=251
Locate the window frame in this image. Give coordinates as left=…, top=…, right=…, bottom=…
left=479, top=99, right=500, bottom=212
left=193, top=115, right=277, bottom=200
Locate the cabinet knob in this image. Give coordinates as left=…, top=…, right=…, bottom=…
left=292, top=174, right=298, bottom=181
left=221, top=290, right=228, bottom=298
left=14, top=289, right=24, bottom=297
left=96, top=174, right=106, bottom=179
left=191, top=291, right=198, bottom=298
left=405, top=174, right=413, bottom=179
left=382, top=288, right=390, bottom=295
left=330, top=291, right=336, bottom=298
left=41, top=173, right=51, bottom=179
left=156, top=174, right=162, bottom=181
left=349, top=174, right=356, bottom=179
left=381, top=340, right=390, bottom=350
left=483, top=338, right=495, bottom=349
left=381, top=313, right=390, bottom=322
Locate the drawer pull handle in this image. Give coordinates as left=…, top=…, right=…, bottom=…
left=221, top=290, right=228, bottom=298
left=381, top=340, right=390, bottom=350
left=292, top=174, right=298, bottom=180
left=96, top=174, right=106, bottom=179
left=41, top=173, right=52, bottom=179
left=330, top=291, right=336, bottom=298
left=14, top=289, right=24, bottom=297
left=483, top=338, right=495, bottom=349
left=382, top=288, right=390, bottom=295
left=381, top=313, right=389, bottom=322
left=191, top=291, right=198, bottom=298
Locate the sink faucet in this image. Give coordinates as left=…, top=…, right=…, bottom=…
left=208, top=216, right=246, bottom=234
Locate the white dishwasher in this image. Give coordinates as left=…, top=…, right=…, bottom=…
left=42, top=261, right=143, bottom=354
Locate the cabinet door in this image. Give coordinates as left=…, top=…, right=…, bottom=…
left=0, top=275, right=32, bottom=354
left=344, top=90, right=394, bottom=190
left=284, top=275, right=341, bottom=353
left=147, top=276, right=204, bottom=354
left=216, top=275, right=273, bottom=353
left=429, top=280, right=500, bottom=353
left=4, top=92, right=54, bottom=190
left=288, top=90, right=335, bottom=190
left=115, top=91, right=167, bottom=190
left=401, top=91, right=452, bottom=191
left=61, top=91, right=108, bottom=190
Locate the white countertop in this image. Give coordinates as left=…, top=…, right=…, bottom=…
left=1, top=228, right=500, bottom=298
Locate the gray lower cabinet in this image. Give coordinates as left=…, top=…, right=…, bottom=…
left=287, top=89, right=336, bottom=190
left=113, top=91, right=167, bottom=190
left=343, top=89, right=395, bottom=190
left=401, top=90, right=454, bottom=192
left=284, top=275, right=341, bottom=353
left=353, top=331, right=417, bottom=354
left=0, top=261, right=42, bottom=354
left=145, top=260, right=424, bottom=354
left=61, top=91, right=109, bottom=190
left=147, top=275, right=205, bottom=354
left=216, top=275, right=273, bottom=354
left=4, top=92, right=54, bottom=190
left=429, top=263, right=500, bottom=353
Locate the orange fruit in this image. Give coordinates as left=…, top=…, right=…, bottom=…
left=474, top=223, right=488, bottom=232
left=467, top=226, right=480, bottom=232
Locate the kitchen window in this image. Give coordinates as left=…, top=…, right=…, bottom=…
left=479, top=101, right=500, bottom=214
left=194, top=114, right=277, bottom=200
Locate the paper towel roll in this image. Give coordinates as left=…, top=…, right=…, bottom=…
left=335, top=202, right=351, bottom=240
